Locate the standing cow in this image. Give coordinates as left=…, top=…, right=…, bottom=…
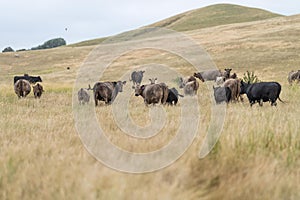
left=166, top=87, right=184, bottom=106
left=240, top=81, right=283, bottom=106
left=287, top=70, right=300, bottom=85
left=135, top=83, right=169, bottom=105
left=194, top=70, right=222, bottom=82
left=14, top=79, right=31, bottom=98
left=33, top=83, right=44, bottom=99
left=14, top=74, right=42, bottom=84
left=223, top=78, right=241, bottom=102
left=93, top=81, right=126, bottom=106
left=179, top=76, right=199, bottom=96
left=78, top=88, right=90, bottom=105
left=213, top=86, right=231, bottom=104
left=130, top=70, right=145, bottom=89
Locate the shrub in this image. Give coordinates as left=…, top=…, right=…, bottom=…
left=242, top=71, right=260, bottom=83
left=31, top=38, right=66, bottom=50
left=2, top=47, right=14, bottom=53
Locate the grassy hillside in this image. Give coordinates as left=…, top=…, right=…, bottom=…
left=71, top=4, right=282, bottom=47
left=149, top=4, right=283, bottom=32
left=1, top=7, right=300, bottom=200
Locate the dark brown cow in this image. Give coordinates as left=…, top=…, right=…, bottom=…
left=33, top=83, right=44, bottom=98
left=135, top=83, right=169, bottom=105
left=93, top=81, right=126, bottom=106
left=14, top=79, right=31, bottom=98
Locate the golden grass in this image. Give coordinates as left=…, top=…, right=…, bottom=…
left=0, top=14, right=300, bottom=200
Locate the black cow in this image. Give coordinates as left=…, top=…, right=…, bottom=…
left=93, top=81, right=126, bottom=106
left=130, top=70, right=145, bottom=89
left=166, top=87, right=184, bottom=106
left=14, top=74, right=42, bottom=84
left=240, top=81, right=283, bottom=106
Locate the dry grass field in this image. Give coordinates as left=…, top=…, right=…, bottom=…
left=1, top=5, right=300, bottom=200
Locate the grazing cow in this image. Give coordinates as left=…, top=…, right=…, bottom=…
left=166, top=87, right=184, bottom=106
left=223, top=78, right=241, bottom=102
left=130, top=70, right=145, bottom=89
left=240, top=81, right=283, bottom=106
left=33, top=83, right=44, bottom=99
left=213, top=86, right=231, bottom=104
left=135, top=83, right=168, bottom=105
left=93, top=81, right=126, bottom=106
left=14, top=74, right=42, bottom=84
left=287, top=70, right=300, bottom=85
left=78, top=88, right=90, bottom=105
left=179, top=76, right=199, bottom=96
left=194, top=70, right=222, bottom=82
left=14, top=79, right=31, bottom=98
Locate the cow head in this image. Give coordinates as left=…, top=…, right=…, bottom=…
left=135, top=85, right=145, bottom=96
left=194, top=73, right=204, bottom=82
left=223, top=68, right=232, bottom=79
left=149, top=78, right=157, bottom=84
left=115, top=81, right=126, bottom=92
left=240, top=80, right=250, bottom=94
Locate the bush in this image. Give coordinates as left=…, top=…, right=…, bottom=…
left=2, top=47, right=14, bottom=53
left=242, top=71, right=260, bottom=83
left=31, top=38, right=66, bottom=50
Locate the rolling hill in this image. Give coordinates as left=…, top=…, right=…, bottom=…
left=70, top=4, right=283, bottom=47
left=149, top=3, right=283, bottom=31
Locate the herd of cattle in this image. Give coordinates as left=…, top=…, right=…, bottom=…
left=13, top=69, right=300, bottom=107
left=13, top=74, right=44, bottom=99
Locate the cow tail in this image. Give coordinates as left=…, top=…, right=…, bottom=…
left=278, top=97, right=285, bottom=103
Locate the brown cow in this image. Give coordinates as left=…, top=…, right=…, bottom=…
left=14, top=79, right=31, bottom=98
left=135, top=83, right=169, bottom=105
left=33, top=83, right=44, bottom=98
left=93, top=81, right=126, bottom=106
left=223, top=78, right=241, bottom=102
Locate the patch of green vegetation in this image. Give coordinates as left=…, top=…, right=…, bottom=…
left=149, top=4, right=283, bottom=32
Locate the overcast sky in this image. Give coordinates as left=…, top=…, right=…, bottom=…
left=1, top=0, right=299, bottom=50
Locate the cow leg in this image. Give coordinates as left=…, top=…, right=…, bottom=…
left=271, top=100, right=277, bottom=106
left=259, top=99, right=263, bottom=106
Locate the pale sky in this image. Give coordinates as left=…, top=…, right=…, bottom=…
left=0, top=0, right=299, bottom=50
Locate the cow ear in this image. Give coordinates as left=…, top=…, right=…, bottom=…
left=142, top=71, right=145, bottom=74
left=141, top=85, right=145, bottom=90
left=122, top=81, right=126, bottom=85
